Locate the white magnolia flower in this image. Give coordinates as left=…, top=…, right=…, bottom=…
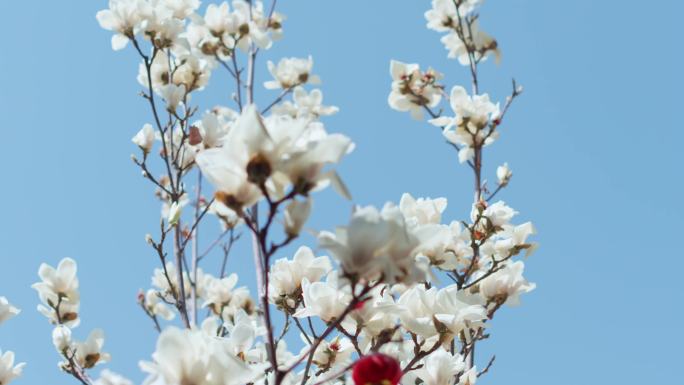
left=294, top=275, right=351, bottom=322
left=475, top=200, right=517, bottom=228
left=413, top=221, right=473, bottom=271
left=140, top=327, right=255, bottom=385
left=441, top=20, right=499, bottom=65
left=156, top=0, right=200, bottom=20
left=479, top=261, right=535, bottom=306
left=344, top=286, right=398, bottom=341
left=274, top=119, right=353, bottom=199
left=96, top=0, right=144, bottom=50
left=32, top=257, right=80, bottom=327
left=319, top=203, right=424, bottom=285
left=167, top=200, right=185, bottom=226
left=139, top=4, right=185, bottom=49
left=0, top=297, right=19, bottom=325
left=415, top=349, right=466, bottom=385
left=144, top=289, right=176, bottom=320
left=194, top=111, right=229, bottom=149
left=94, top=369, right=134, bottom=385
left=203, top=273, right=240, bottom=314
left=152, top=262, right=191, bottom=301
left=425, top=0, right=482, bottom=32
left=273, top=87, right=339, bottom=119
left=132, top=123, right=156, bottom=153
left=52, top=325, right=73, bottom=352
left=159, top=83, right=186, bottom=113
left=398, top=285, right=486, bottom=338
left=268, top=246, right=332, bottom=309
left=283, top=198, right=312, bottom=237
left=430, top=86, right=500, bottom=163
left=310, top=336, right=354, bottom=371
left=264, top=56, right=320, bottom=90
left=0, top=350, right=24, bottom=385
left=496, top=162, right=512, bottom=186
left=388, top=60, right=443, bottom=120
left=74, top=329, right=111, bottom=369
left=399, top=193, right=448, bottom=227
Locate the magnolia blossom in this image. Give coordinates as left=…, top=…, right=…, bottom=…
left=152, top=262, right=192, bottom=301
left=140, top=327, right=254, bottom=385
left=202, top=273, right=240, bottom=314
left=93, top=369, right=134, bottom=385
left=52, top=325, right=73, bottom=352
left=0, top=350, right=24, bottom=385
left=273, top=87, right=339, bottom=119
left=132, top=123, right=156, bottom=153
left=0, top=297, right=19, bottom=325
left=283, top=198, right=311, bottom=237
left=430, top=86, right=500, bottom=163
left=295, top=275, right=351, bottom=322
left=268, top=246, right=331, bottom=310
left=74, top=329, right=111, bottom=369
left=32, top=257, right=80, bottom=327
left=264, top=56, right=320, bottom=90
left=496, top=162, right=512, bottom=186
left=96, top=0, right=143, bottom=50
left=197, top=105, right=353, bottom=209
left=425, top=0, right=482, bottom=32
left=478, top=261, right=535, bottom=306
left=398, top=285, right=486, bottom=338
left=143, top=289, right=176, bottom=320
left=309, top=336, right=354, bottom=372
left=319, top=204, right=424, bottom=284
left=193, top=111, right=230, bottom=149
left=399, top=193, right=447, bottom=227
left=414, top=349, right=466, bottom=385
left=388, top=60, right=443, bottom=120
left=441, top=20, right=500, bottom=65
left=344, top=286, right=399, bottom=343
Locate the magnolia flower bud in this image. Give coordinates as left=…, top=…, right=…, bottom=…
left=284, top=198, right=312, bottom=237
left=167, top=201, right=183, bottom=226
left=52, top=325, right=72, bottom=352
left=132, top=124, right=155, bottom=153
left=496, top=162, right=512, bottom=186
left=145, top=234, right=154, bottom=245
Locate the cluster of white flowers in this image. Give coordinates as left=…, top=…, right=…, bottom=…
left=32, top=258, right=124, bottom=383
left=425, top=0, right=499, bottom=65
left=15, top=1, right=540, bottom=385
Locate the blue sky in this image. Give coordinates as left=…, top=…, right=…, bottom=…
left=0, top=1, right=682, bottom=384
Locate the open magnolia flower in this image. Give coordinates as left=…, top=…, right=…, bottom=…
left=388, top=60, right=443, bottom=120
left=141, top=327, right=256, bottom=385
left=0, top=350, right=25, bottom=385
left=272, top=87, right=339, bottom=119
left=319, top=203, right=424, bottom=285
left=264, top=56, right=320, bottom=90
left=268, top=246, right=331, bottom=311
left=0, top=297, right=19, bottom=325
left=197, top=104, right=353, bottom=210
left=32, top=257, right=81, bottom=327
left=73, top=329, right=111, bottom=369
left=430, top=86, right=500, bottom=163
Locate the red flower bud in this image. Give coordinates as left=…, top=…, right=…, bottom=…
left=352, top=353, right=402, bottom=385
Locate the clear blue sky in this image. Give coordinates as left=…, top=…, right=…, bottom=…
left=0, top=1, right=682, bottom=384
